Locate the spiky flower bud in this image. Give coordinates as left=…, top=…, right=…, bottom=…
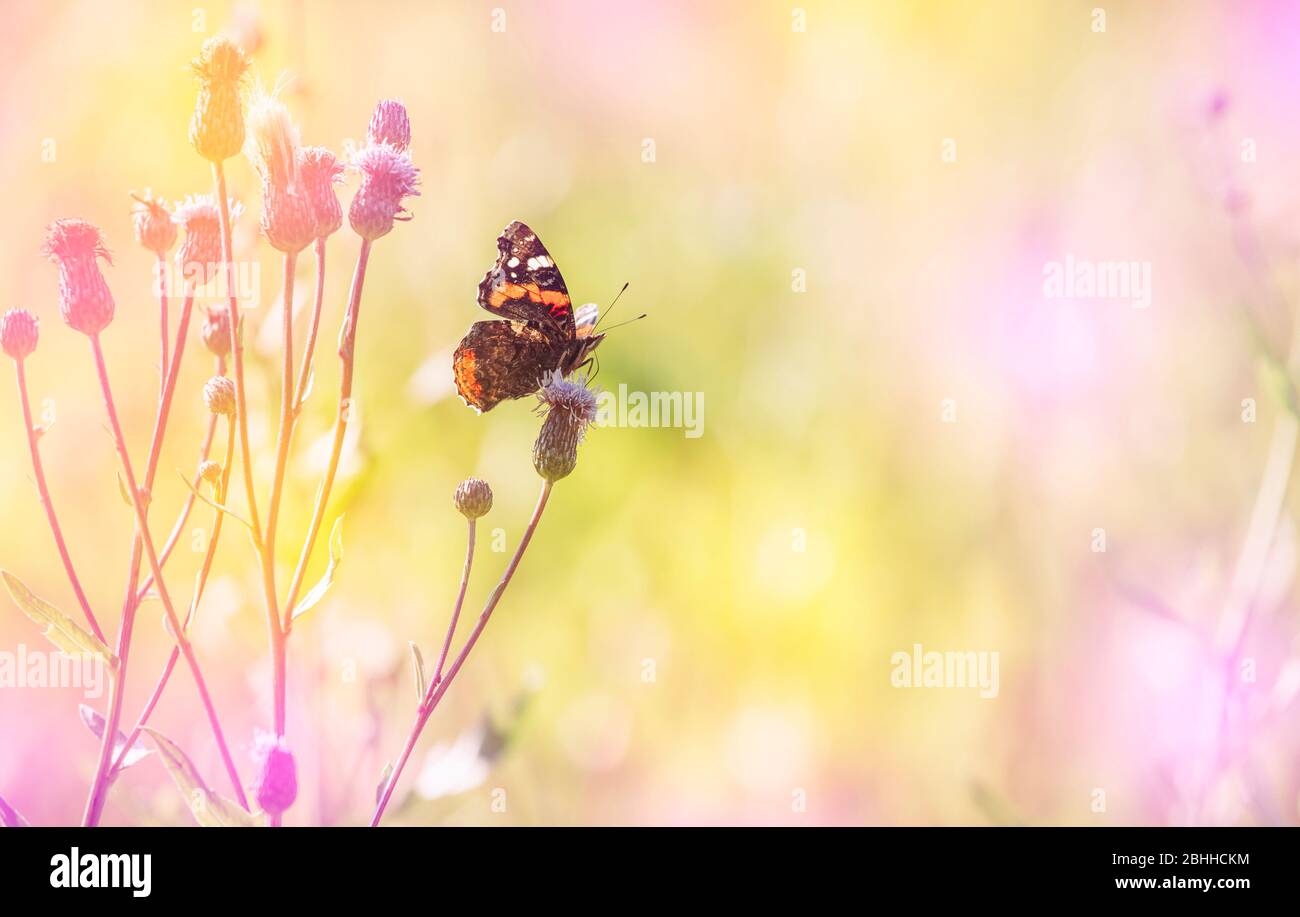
left=203, top=375, right=237, bottom=415
left=532, top=373, right=598, bottom=482
left=42, top=219, right=115, bottom=336
left=189, top=37, right=251, bottom=163
left=298, top=146, right=344, bottom=240
left=454, top=477, right=493, bottom=519
left=175, top=195, right=241, bottom=286
left=198, top=460, right=222, bottom=484
left=250, top=732, right=297, bottom=818
left=0, top=308, right=39, bottom=362
left=349, top=143, right=420, bottom=241
left=201, top=306, right=232, bottom=357
left=131, top=191, right=177, bottom=255
left=367, top=99, right=411, bottom=152
left=245, top=88, right=316, bottom=253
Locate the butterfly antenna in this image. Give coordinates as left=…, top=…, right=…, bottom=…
left=599, top=312, right=647, bottom=334
left=594, top=282, right=630, bottom=331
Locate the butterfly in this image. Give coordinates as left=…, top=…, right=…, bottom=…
left=453, top=221, right=605, bottom=413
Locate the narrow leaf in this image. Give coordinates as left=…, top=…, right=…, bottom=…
left=0, top=793, right=31, bottom=827
left=141, top=727, right=263, bottom=827
left=410, top=642, right=427, bottom=701
left=79, top=705, right=152, bottom=771
left=376, top=761, right=393, bottom=805
left=116, top=471, right=134, bottom=507
left=291, top=516, right=345, bottom=623
left=1, top=570, right=118, bottom=673
left=177, top=470, right=254, bottom=531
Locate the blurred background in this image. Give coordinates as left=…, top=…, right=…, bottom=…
left=1, top=0, right=1299, bottom=826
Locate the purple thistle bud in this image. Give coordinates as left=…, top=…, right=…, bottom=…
left=0, top=308, right=39, bottom=362
left=454, top=477, right=493, bottom=519
left=131, top=191, right=178, bottom=255
left=297, top=146, right=345, bottom=240
left=250, top=732, right=297, bottom=817
left=367, top=99, right=411, bottom=152
left=42, top=219, right=115, bottom=337
left=203, top=375, right=237, bottom=415
left=201, top=306, right=232, bottom=357
left=174, top=194, right=241, bottom=286
left=349, top=143, right=421, bottom=242
left=532, top=372, right=599, bottom=482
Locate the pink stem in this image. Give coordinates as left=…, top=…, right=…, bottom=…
left=370, top=480, right=553, bottom=827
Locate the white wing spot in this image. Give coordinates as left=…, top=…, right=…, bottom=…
left=507, top=257, right=520, bottom=268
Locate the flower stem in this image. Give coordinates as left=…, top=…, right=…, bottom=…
left=293, top=238, right=328, bottom=413
left=156, top=252, right=169, bottom=395
left=283, top=238, right=371, bottom=632
left=370, top=479, right=553, bottom=827
left=12, top=360, right=105, bottom=643
left=433, top=520, right=476, bottom=685
left=85, top=335, right=247, bottom=818
left=112, top=415, right=237, bottom=775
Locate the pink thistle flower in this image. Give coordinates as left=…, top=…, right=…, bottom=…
left=42, top=219, right=115, bottom=336
left=0, top=308, right=39, bottom=362
left=297, top=146, right=345, bottom=240
left=131, top=190, right=178, bottom=255
left=532, top=372, right=599, bottom=482
left=174, top=194, right=241, bottom=286
left=245, top=86, right=316, bottom=253
left=348, top=142, right=421, bottom=242
left=250, top=731, right=297, bottom=817
left=367, top=99, right=411, bottom=152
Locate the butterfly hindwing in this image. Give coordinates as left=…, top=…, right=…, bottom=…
left=453, top=319, right=566, bottom=413
left=475, top=221, right=574, bottom=334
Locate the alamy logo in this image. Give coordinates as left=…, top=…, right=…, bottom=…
left=0, top=644, right=105, bottom=698
left=1042, top=253, right=1151, bottom=308
left=890, top=643, right=999, bottom=699
left=595, top=385, right=704, bottom=438
left=50, top=847, right=151, bottom=897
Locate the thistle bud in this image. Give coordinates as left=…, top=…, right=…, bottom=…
left=198, top=460, right=222, bottom=484
left=532, top=373, right=598, bottom=482
left=349, top=143, right=420, bottom=241
left=203, top=375, right=237, bottom=415
left=0, top=308, right=39, bottom=362
left=250, top=732, right=297, bottom=818
left=367, top=99, right=411, bottom=152
left=201, top=306, right=233, bottom=357
left=246, top=87, right=315, bottom=253
left=454, top=477, right=493, bottom=520
left=298, top=146, right=344, bottom=240
left=42, top=219, right=115, bottom=337
left=175, top=195, right=241, bottom=287
left=189, top=37, right=251, bottom=163
left=131, top=191, right=177, bottom=255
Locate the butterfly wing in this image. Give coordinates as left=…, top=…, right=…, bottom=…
left=453, top=320, right=564, bottom=413
left=476, top=221, right=575, bottom=336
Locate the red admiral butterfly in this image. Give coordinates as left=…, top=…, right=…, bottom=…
left=453, top=221, right=605, bottom=413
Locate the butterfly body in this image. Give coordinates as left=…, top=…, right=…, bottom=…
left=454, top=221, right=604, bottom=412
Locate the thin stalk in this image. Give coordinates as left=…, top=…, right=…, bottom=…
left=212, top=160, right=264, bottom=544
left=156, top=252, right=169, bottom=394
left=85, top=336, right=247, bottom=819
left=433, top=520, right=476, bottom=685
left=370, top=480, right=553, bottom=827
left=113, top=415, right=236, bottom=775
left=293, top=238, right=328, bottom=413
left=283, top=239, right=371, bottom=632
left=13, top=360, right=105, bottom=643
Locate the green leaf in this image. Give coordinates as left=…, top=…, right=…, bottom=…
left=79, top=705, right=152, bottom=773
left=0, top=792, right=31, bottom=827
left=116, top=471, right=134, bottom=508
left=410, top=642, right=427, bottom=702
left=141, top=727, right=263, bottom=827
left=1, top=570, right=118, bottom=673
left=290, top=516, right=345, bottom=624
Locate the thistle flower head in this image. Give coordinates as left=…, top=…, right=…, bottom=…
left=348, top=142, right=420, bottom=241
left=250, top=731, right=297, bottom=818
left=454, top=477, right=493, bottom=520
left=245, top=83, right=300, bottom=190
left=190, top=37, right=251, bottom=163
left=203, top=375, right=237, bottom=415
left=174, top=194, right=240, bottom=285
left=367, top=99, right=411, bottom=152
left=0, top=308, right=39, bottom=362
left=42, top=219, right=115, bottom=336
left=201, top=306, right=232, bottom=357
left=131, top=191, right=178, bottom=255
left=532, top=372, right=599, bottom=482
left=297, top=146, right=345, bottom=240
